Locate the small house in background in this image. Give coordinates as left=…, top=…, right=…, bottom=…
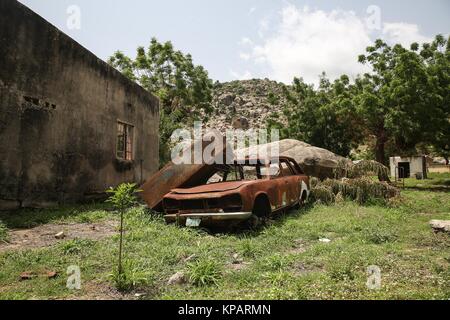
left=389, top=156, right=428, bottom=180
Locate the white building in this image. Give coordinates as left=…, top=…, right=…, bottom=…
left=389, top=156, right=428, bottom=179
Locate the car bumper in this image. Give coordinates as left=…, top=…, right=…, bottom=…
left=164, top=212, right=252, bottom=225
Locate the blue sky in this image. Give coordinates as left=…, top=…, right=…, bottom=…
left=19, top=0, right=450, bottom=85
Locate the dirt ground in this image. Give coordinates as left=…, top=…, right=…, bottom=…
left=429, top=166, right=450, bottom=173
left=0, top=220, right=118, bottom=252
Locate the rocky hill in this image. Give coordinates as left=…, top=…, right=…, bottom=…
left=205, top=79, right=289, bottom=133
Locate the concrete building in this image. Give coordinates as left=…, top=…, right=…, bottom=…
left=0, top=0, right=160, bottom=210
left=389, top=156, right=428, bottom=180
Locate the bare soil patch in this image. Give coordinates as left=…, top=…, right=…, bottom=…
left=0, top=220, right=118, bottom=252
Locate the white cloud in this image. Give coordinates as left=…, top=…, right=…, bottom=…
left=239, top=52, right=251, bottom=61
left=258, top=17, right=270, bottom=39
left=239, top=37, right=253, bottom=46
left=251, top=5, right=372, bottom=85
left=238, top=5, right=431, bottom=86
left=249, top=7, right=256, bottom=15
left=382, top=22, right=432, bottom=47
left=230, top=69, right=253, bottom=80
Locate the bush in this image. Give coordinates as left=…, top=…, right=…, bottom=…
left=362, top=223, right=398, bottom=244
left=59, top=239, right=94, bottom=255
left=311, top=177, right=399, bottom=205
left=238, top=238, right=259, bottom=258
left=110, top=259, right=154, bottom=292
left=187, top=258, right=222, bottom=287
left=267, top=92, right=279, bottom=105
left=0, top=221, right=8, bottom=242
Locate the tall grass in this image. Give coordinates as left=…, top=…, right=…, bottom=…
left=311, top=178, right=399, bottom=205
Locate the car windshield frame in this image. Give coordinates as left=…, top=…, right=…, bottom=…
left=207, top=158, right=298, bottom=183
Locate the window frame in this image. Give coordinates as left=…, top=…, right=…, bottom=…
left=116, top=121, right=134, bottom=161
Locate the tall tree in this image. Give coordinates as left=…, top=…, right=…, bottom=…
left=269, top=73, right=362, bottom=157
left=355, top=37, right=445, bottom=164
left=420, top=35, right=450, bottom=163
left=109, top=38, right=214, bottom=164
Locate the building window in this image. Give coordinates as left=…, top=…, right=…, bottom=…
left=117, top=122, right=134, bottom=160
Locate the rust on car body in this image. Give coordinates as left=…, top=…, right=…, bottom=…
left=140, top=133, right=231, bottom=211
left=162, top=156, right=310, bottom=227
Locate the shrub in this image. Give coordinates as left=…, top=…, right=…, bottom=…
left=0, top=220, right=8, bottom=242
left=334, top=159, right=390, bottom=181
left=106, top=183, right=142, bottom=277
left=59, top=239, right=94, bottom=255
left=267, top=92, right=279, bottom=105
left=311, top=177, right=399, bottom=205
left=310, top=185, right=335, bottom=204
left=238, top=238, right=258, bottom=258
left=328, top=262, right=356, bottom=281
left=110, top=259, right=154, bottom=292
left=362, top=223, right=398, bottom=244
left=187, top=258, right=222, bottom=287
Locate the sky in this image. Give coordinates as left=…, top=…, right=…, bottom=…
left=18, top=0, right=450, bottom=86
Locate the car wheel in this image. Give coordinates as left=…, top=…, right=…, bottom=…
left=295, top=191, right=307, bottom=209
left=253, top=195, right=271, bottom=218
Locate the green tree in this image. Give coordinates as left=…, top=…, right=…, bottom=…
left=355, top=36, right=447, bottom=164
left=109, top=38, right=214, bottom=165
left=270, top=73, right=362, bottom=157
left=419, top=35, right=450, bottom=162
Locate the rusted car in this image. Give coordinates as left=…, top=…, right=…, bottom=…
left=162, top=156, right=310, bottom=227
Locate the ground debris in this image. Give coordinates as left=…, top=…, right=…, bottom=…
left=167, top=272, right=187, bottom=285
left=54, top=231, right=65, bottom=239
left=430, top=220, right=450, bottom=233
left=20, top=272, right=37, bottom=280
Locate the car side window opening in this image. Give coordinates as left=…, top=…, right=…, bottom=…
left=289, top=160, right=303, bottom=174
left=260, top=163, right=280, bottom=178
left=206, top=159, right=298, bottom=184
left=280, top=160, right=294, bottom=176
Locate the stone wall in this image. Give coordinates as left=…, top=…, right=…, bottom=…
left=0, top=0, right=160, bottom=209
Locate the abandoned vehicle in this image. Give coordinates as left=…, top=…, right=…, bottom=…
left=0, top=0, right=160, bottom=210
left=162, top=156, right=310, bottom=227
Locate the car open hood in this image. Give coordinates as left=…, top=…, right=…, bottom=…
left=171, top=181, right=252, bottom=195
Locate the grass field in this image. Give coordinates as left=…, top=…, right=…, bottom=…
left=0, top=181, right=449, bottom=300
left=397, top=172, right=450, bottom=190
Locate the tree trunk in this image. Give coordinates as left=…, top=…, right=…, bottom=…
left=375, top=138, right=386, bottom=165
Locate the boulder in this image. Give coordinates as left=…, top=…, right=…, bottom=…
left=232, top=117, right=250, bottom=130
left=219, top=94, right=235, bottom=106
left=167, top=271, right=187, bottom=285
left=430, top=220, right=450, bottom=233
left=237, top=139, right=350, bottom=180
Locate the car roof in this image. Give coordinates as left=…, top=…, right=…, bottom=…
left=234, top=156, right=296, bottom=164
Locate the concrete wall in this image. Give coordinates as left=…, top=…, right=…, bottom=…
left=0, top=0, right=160, bottom=209
left=389, top=156, right=426, bottom=179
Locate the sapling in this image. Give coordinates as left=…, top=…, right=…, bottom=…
left=106, top=183, right=142, bottom=275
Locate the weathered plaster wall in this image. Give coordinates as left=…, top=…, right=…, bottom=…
left=0, top=0, right=160, bottom=209
left=389, top=156, right=426, bottom=179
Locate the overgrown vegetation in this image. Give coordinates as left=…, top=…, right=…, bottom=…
left=0, top=220, right=8, bottom=243
left=268, top=35, right=450, bottom=164
left=310, top=160, right=399, bottom=205
left=187, top=258, right=222, bottom=287
left=108, top=38, right=214, bottom=165
left=0, top=181, right=449, bottom=299
left=105, top=183, right=142, bottom=290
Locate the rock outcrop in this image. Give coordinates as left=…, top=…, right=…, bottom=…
left=237, top=139, right=350, bottom=180
left=206, top=79, right=288, bottom=133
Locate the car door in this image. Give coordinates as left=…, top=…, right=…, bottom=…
left=278, top=159, right=300, bottom=207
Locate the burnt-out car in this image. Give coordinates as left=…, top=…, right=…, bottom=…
left=162, top=156, right=310, bottom=227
